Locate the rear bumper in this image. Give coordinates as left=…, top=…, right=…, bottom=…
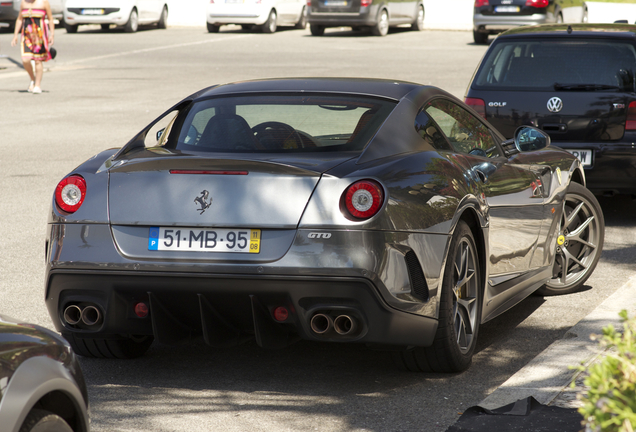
left=64, top=8, right=130, bottom=26
left=552, top=141, right=636, bottom=195
left=46, top=271, right=438, bottom=348
left=45, top=222, right=448, bottom=348
left=473, top=13, right=549, bottom=33
left=207, top=5, right=270, bottom=25
left=307, top=6, right=376, bottom=27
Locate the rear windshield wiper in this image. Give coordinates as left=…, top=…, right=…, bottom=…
left=554, top=83, right=620, bottom=91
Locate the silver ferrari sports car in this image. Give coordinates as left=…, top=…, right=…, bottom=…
left=45, top=78, right=604, bottom=372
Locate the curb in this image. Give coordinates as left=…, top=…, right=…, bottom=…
left=479, top=275, right=636, bottom=410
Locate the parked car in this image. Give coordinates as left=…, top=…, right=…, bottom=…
left=306, top=0, right=424, bottom=36
left=465, top=23, right=636, bottom=197
left=206, top=0, right=307, bottom=33
left=0, top=314, right=89, bottom=432
left=0, top=0, right=64, bottom=30
left=44, top=78, right=603, bottom=372
left=63, top=0, right=168, bottom=33
left=473, top=0, right=588, bottom=44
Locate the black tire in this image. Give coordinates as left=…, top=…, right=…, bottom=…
left=392, top=220, right=482, bottom=372
left=310, top=24, right=325, bottom=36
left=411, top=4, right=424, bottom=31
left=124, top=8, right=139, bottom=33
left=100, top=24, right=110, bottom=31
left=64, top=22, right=78, bottom=33
left=262, top=9, right=277, bottom=33
left=207, top=22, right=220, bottom=33
left=19, top=409, right=73, bottom=432
left=64, top=332, right=153, bottom=359
left=295, top=6, right=307, bottom=29
left=158, top=6, right=168, bottom=29
left=372, top=9, right=389, bottom=36
left=536, top=182, right=604, bottom=296
left=473, top=30, right=487, bottom=44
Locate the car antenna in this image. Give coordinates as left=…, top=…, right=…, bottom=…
left=567, top=25, right=573, bottom=34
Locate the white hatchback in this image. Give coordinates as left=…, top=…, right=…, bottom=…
left=207, top=0, right=307, bottom=33
left=64, top=0, right=168, bottom=33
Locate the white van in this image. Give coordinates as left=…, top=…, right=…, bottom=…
left=64, top=0, right=168, bottom=33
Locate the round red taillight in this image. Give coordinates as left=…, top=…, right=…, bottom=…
left=134, top=302, right=149, bottom=318
left=273, top=306, right=289, bottom=322
left=55, top=175, right=86, bottom=214
left=343, top=180, right=384, bottom=220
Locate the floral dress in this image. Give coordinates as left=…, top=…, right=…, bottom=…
left=21, top=8, right=51, bottom=62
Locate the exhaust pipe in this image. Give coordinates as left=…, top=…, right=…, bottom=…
left=63, top=305, right=82, bottom=325
left=334, top=315, right=357, bottom=335
left=81, top=305, right=102, bottom=326
left=310, top=313, right=333, bottom=334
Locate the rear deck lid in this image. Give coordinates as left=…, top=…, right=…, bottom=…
left=470, top=36, right=636, bottom=140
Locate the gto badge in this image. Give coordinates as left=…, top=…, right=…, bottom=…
left=547, top=97, right=563, bottom=113
left=194, top=190, right=212, bottom=214
left=308, top=232, right=332, bottom=239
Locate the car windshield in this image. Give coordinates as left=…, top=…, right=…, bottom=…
left=473, top=38, right=636, bottom=91
left=170, top=94, right=397, bottom=153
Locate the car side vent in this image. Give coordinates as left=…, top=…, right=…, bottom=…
left=405, top=250, right=428, bottom=302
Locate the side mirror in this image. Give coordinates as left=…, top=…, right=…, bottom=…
left=514, top=126, right=550, bottom=152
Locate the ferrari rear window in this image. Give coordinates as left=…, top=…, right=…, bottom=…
left=473, top=38, right=636, bottom=91
left=170, top=94, right=396, bottom=153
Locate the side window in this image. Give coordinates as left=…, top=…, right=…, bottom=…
left=145, top=110, right=179, bottom=148
left=414, top=109, right=451, bottom=151
left=178, top=107, right=216, bottom=146
left=425, top=99, right=500, bottom=158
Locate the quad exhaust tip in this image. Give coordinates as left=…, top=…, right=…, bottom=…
left=334, top=315, right=357, bottom=335
left=63, top=304, right=103, bottom=327
left=310, top=313, right=359, bottom=336
left=310, top=313, right=333, bottom=334
left=63, top=305, right=82, bottom=326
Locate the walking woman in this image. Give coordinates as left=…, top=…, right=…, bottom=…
left=10, top=0, right=55, bottom=94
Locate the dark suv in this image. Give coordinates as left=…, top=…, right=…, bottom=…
left=465, top=24, right=636, bottom=196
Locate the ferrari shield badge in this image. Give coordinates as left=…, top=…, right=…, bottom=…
left=194, top=190, right=212, bottom=214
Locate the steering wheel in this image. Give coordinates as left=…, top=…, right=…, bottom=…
left=252, top=121, right=304, bottom=149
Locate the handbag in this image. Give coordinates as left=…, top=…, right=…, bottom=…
left=49, top=47, right=57, bottom=60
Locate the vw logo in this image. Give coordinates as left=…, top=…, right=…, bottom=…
left=547, top=97, right=563, bottom=113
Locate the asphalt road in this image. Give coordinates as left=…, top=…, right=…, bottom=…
left=1, top=25, right=635, bottom=432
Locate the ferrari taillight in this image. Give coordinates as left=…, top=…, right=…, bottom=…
left=55, top=175, right=87, bottom=214
left=343, top=180, right=384, bottom=220
left=474, top=0, right=489, bottom=7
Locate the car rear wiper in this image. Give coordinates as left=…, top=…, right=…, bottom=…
left=554, top=83, right=620, bottom=91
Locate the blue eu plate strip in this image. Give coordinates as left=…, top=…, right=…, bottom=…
left=148, top=227, right=160, bottom=250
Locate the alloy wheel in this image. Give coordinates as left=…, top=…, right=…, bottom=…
left=452, top=237, right=478, bottom=354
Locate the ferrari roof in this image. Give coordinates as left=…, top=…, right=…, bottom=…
left=193, top=78, right=425, bottom=101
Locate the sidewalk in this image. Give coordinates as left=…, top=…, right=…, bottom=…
left=480, top=275, right=636, bottom=411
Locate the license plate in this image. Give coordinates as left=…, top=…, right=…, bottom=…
left=325, top=0, right=348, bottom=6
left=148, top=227, right=261, bottom=253
left=494, top=5, right=520, bottom=12
left=82, top=8, right=105, bottom=15
left=566, top=149, right=593, bottom=167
